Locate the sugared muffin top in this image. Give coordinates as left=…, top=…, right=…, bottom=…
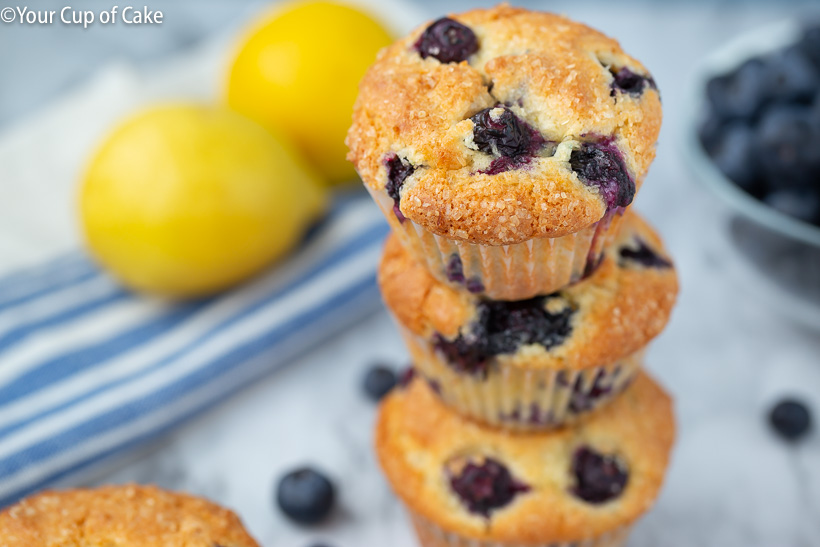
left=376, top=371, right=675, bottom=544
left=347, top=5, right=662, bottom=245
left=0, top=484, right=259, bottom=546
left=379, top=211, right=678, bottom=371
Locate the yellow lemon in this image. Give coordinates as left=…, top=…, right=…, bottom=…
left=226, top=1, right=393, bottom=184
left=80, top=104, right=328, bottom=298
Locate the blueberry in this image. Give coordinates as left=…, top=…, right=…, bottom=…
left=415, top=17, right=478, bottom=64
left=445, top=254, right=484, bottom=292
left=763, top=189, right=820, bottom=224
left=465, top=277, right=485, bottom=294
left=362, top=365, right=397, bottom=401
left=447, top=457, right=530, bottom=517
left=810, top=90, right=820, bottom=131
left=571, top=447, right=628, bottom=504
left=763, top=46, right=820, bottom=104
left=769, top=399, right=812, bottom=441
left=384, top=154, right=415, bottom=222
left=706, top=58, right=768, bottom=121
left=276, top=468, right=336, bottom=524
left=799, top=24, right=820, bottom=70
left=698, top=109, right=726, bottom=156
left=709, top=122, right=760, bottom=193
left=471, top=106, right=543, bottom=158
left=435, top=296, right=574, bottom=376
left=568, top=370, right=614, bottom=413
left=445, top=254, right=466, bottom=283
left=610, top=66, right=657, bottom=97
left=756, top=104, right=820, bottom=188
left=397, top=366, right=416, bottom=388
left=569, top=139, right=635, bottom=209
left=618, top=238, right=673, bottom=269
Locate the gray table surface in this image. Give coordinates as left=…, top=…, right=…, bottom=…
left=3, top=2, right=820, bottom=547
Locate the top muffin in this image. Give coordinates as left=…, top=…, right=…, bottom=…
left=347, top=5, right=662, bottom=245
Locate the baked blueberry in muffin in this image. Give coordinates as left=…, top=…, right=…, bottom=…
left=446, top=456, right=530, bottom=517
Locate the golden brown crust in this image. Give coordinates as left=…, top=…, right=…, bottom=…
left=378, top=210, right=678, bottom=370
left=347, top=5, right=662, bottom=244
left=376, top=371, right=675, bottom=544
left=0, top=484, right=259, bottom=546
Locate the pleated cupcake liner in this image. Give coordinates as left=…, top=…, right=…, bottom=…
left=409, top=511, right=632, bottom=547
left=367, top=186, right=624, bottom=301
left=402, top=326, right=643, bottom=432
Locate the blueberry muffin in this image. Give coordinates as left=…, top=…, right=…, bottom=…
left=376, top=370, right=674, bottom=547
left=378, top=211, right=677, bottom=430
left=347, top=5, right=662, bottom=300
left=0, top=484, right=259, bottom=546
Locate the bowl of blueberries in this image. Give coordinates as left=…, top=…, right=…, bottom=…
left=688, top=20, right=820, bottom=327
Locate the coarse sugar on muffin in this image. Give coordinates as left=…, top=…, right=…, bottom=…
left=347, top=4, right=661, bottom=244
left=0, top=484, right=259, bottom=546
left=347, top=5, right=661, bottom=299
left=378, top=210, right=677, bottom=429
left=375, top=370, right=675, bottom=547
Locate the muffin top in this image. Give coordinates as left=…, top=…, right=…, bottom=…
left=0, top=484, right=259, bottom=546
left=379, top=211, right=678, bottom=371
left=347, top=5, right=662, bottom=245
left=376, top=371, right=675, bottom=544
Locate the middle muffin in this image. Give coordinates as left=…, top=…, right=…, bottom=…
left=379, top=211, right=678, bottom=431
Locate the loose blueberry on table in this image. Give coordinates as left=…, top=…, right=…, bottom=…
left=276, top=467, right=336, bottom=524
left=571, top=446, right=628, bottom=504
left=363, top=364, right=397, bottom=401
left=415, top=17, right=478, bottom=64
left=699, top=23, right=820, bottom=227
left=447, top=457, right=530, bottom=517
left=435, top=296, right=574, bottom=376
left=769, top=398, right=812, bottom=441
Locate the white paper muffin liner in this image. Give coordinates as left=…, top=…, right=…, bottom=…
left=401, top=327, right=643, bottom=432
left=410, top=511, right=632, bottom=547
left=367, top=186, right=624, bottom=300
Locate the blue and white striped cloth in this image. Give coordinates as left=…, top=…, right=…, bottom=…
left=0, top=194, right=389, bottom=507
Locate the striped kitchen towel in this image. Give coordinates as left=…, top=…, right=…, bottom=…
left=0, top=193, right=389, bottom=508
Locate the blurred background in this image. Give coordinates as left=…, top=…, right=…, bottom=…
left=1, top=1, right=820, bottom=546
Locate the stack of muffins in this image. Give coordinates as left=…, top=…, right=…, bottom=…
left=348, top=6, right=679, bottom=547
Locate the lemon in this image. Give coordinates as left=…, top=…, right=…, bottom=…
left=80, top=104, right=327, bottom=298
left=226, top=1, right=393, bottom=184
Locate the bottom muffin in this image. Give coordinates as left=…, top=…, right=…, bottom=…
left=376, top=371, right=675, bottom=547
left=0, top=484, right=259, bottom=546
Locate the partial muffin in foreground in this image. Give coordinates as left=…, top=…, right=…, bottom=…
left=348, top=5, right=662, bottom=299
left=378, top=210, right=677, bottom=430
left=0, top=484, right=259, bottom=546
left=376, top=370, right=675, bottom=547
